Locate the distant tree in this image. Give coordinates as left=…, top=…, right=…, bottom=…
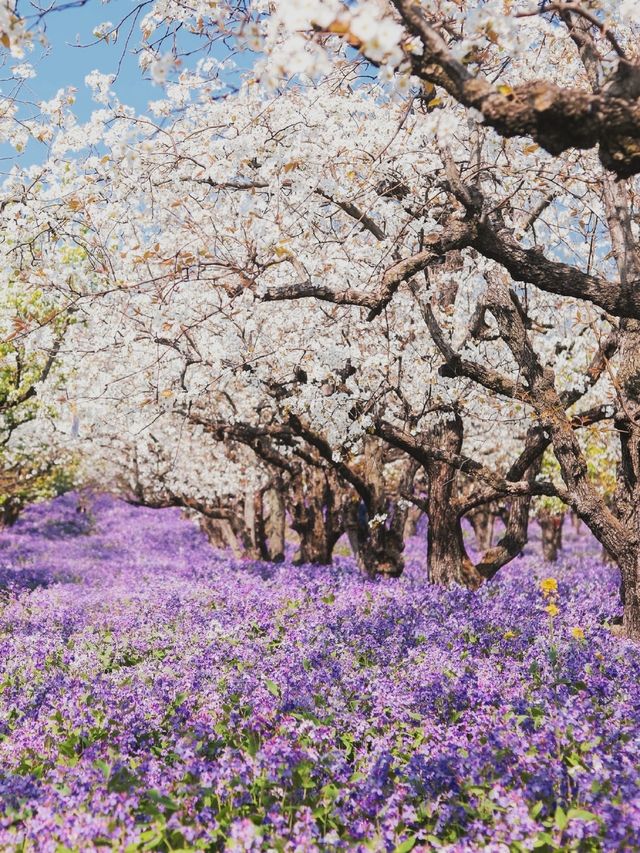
left=10, top=0, right=640, bottom=636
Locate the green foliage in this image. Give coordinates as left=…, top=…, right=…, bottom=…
left=0, top=284, right=77, bottom=524
left=0, top=285, right=68, bottom=437
left=0, top=449, right=79, bottom=526
left=533, top=449, right=566, bottom=518
left=535, top=426, right=617, bottom=519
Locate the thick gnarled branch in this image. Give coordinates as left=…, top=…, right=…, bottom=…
left=392, top=0, right=640, bottom=178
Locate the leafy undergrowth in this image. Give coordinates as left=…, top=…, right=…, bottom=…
left=0, top=495, right=639, bottom=852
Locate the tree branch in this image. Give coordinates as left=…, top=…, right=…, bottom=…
left=391, top=0, right=640, bottom=178
left=375, top=419, right=565, bottom=502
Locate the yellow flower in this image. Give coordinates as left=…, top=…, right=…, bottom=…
left=503, top=630, right=517, bottom=640
left=545, top=603, right=559, bottom=617
left=571, top=627, right=585, bottom=641
left=540, top=577, right=558, bottom=597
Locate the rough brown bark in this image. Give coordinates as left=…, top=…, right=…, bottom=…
left=620, top=553, right=640, bottom=638
left=403, top=504, right=422, bottom=539
left=538, top=511, right=564, bottom=563
left=199, top=517, right=242, bottom=554
left=474, top=464, right=539, bottom=582
left=249, top=488, right=285, bottom=563
left=290, top=469, right=341, bottom=564
left=223, top=489, right=273, bottom=561
left=342, top=437, right=406, bottom=577
left=0, top=498, right=22, bottom=528
left=375, top=413, right=540, bottom=585
left=427, top=502, right=479, bottom=587
left=344, top=499, right=405, bottom=578
left=392, top=0, right=640, bottom=178
left=595, top=175, right=640, bottom=636
left=554, top=9, right=640, bottom=638
left=424, top=413, right=482, bottom=587
left=263, top=484, right=285, bottom=563
left=486, top=280, right=626, bottom=557
left=467, top=507, right=494, bottom=553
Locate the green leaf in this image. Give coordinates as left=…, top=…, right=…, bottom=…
left=93, top=759, right=110, bottom=779
left=566, top=808, right=600, bottom=824
left=555, top=805, right=568, bottom=830
left=393, top=838, right=417, bottom=853
left=530, top=800, right=544, bottom=819
left=265, top=679, right=281, bottom=698
left=533, top=832, right=555, bottom=848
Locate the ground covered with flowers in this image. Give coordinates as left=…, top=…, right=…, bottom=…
left=0, top=495, right=639, bottom=852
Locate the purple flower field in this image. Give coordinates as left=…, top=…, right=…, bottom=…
left=1, top=494, right=639, bottom=852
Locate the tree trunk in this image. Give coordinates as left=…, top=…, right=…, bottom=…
left=263, top=484, right=285, bottom=562
left=424, top=413, right=482, bottom=586
left=538, top=511, right=564, bottom=562
left=619, top=551, right=640, bottom=638
left=0, top=497, right=22, bottom=528
left=602, top=176, right=640, bottom=638
left=290, top=469, right=336, bottom=565
left=467, top=507, right=494, bottom=553
left=200, top=517, right=228, bottom=549
left=291, top=500, right=333, bottom=565
left=254, top=490, right=269, bottom=560
left=344, top=499, right=363, bottom=560
left=237, top=490, right=266, bottom=560
left=565, top=57, right=640, bottom=638
left=615, top=323, right=640, bottom=637
left=403, top=505, right=422, bottom=539
left=343, top=499, right=403, bottom=577
left=200, top=516, right=244, bottom=555
left=295, top=506, right=331, bottom=563
left=601, top=545, right=616, bottom=565
left=344, top=437, right=406, bottom=578
left=427, top=503, right=479, bottom=586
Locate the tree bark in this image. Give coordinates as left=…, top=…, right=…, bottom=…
left=599, top=177, right=640, bottom=637
left=601, top=545, right=616, bottom=566
left=403, top=504, right=423, bottom=539
left=619, top=551, right=640, bottom=637
left=290, top=469, right=339, bottom=564
left=467, top=507, right=495, bottom=553
left=343, top=498, right=364, bottom=563
left=345, top=502, right=405, bottom=578
left=199, top=517, right=243, bottom=555
left=393, top=1, right=640, bottom=180
left=427, top=503, right=479, bottom=586
left=538, top=510, right=564, bottom=563
left=424, top=413, right=482, bottom=587
left=263, top=484, right=285, bottom=562
left=570, top=34, right=640, bottom=637
left=343, top=498, right=405, bottom=578
left=360, top=438, right=406, bottom=577
left=342, top=438, right=406, bottom=577
left=236, top=490, right=269, bottom=560
left=0, top=497, right=22, bottom=529
left=375, top=414, right=538, bottom=586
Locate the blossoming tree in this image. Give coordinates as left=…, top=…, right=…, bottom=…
left=114, top=0, right=639, bottom=632
left=6, top=0, right=640, bottom=635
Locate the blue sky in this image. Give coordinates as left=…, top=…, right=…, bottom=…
left=3, top=1, right=158, bottom=169
left=35, top=1, right=155, bottom=110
